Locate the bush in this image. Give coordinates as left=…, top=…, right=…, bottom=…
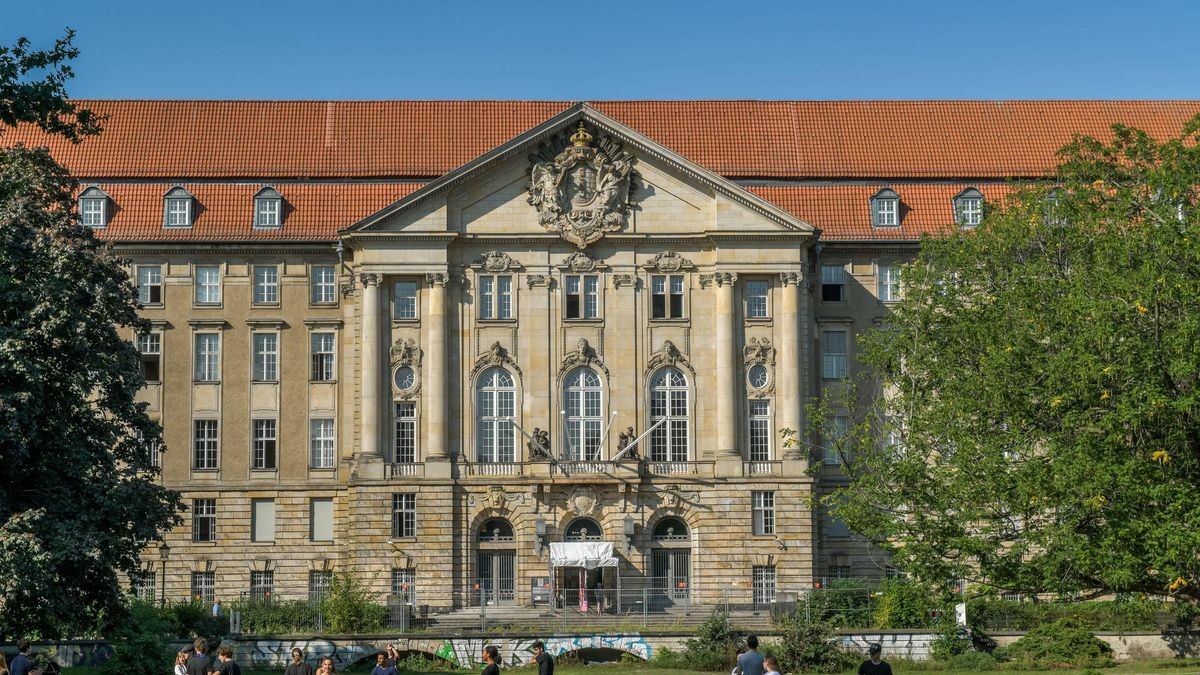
left=160, top=599, right=225, bottom=639
left=672, top=610, right=743, bottom=671
left=1004, top=618, right=1114, bottom=669
left=232, top=598, right=319, bottom=635
left=929, top=623, right=974, bottom=661
left=809, top=580, right=876, bottom=628
left=103, top=602, right=175, bottom=675
left=873, top=579, right=943, bottom=629
left=772, top=612, right=860, bottom=673
left=948, top=651, right=996, bottom=670
left=966, top=596, right=1169, bottom=631
left=322, top=571, right=388, bottom=633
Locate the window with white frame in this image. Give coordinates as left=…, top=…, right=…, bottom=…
left=824, top=414, right=849, bottom=465
left=252, top=333, right=278, bottom=382
left=194, top=333, right=220, bottom=381
left=132, top=571, right=156, bottom=601
left=193, top=420, right=219, bottom=470
left=138, top=333, right=161, bottom=383
left=745, top=279, right=769, bottom=319
left=250, top=571, right=273, bottom=599
left=393, top=280, right=418, bottom=320
left=650, top=274, right=684, bottom=319
left=310, top=265, right=337, bottom=304
left=752, top=490, right=775, bottom=535
left=147, top=437, right=162, bottom=469
left=194, top=265, right=221, bottom=304
left=164, top=188, right=194, bottom=228
left=79, top=187, right=109, bottom=228
left=392, top=568, right=417, bottom=602
left=252, top=265, right=279, bottom=304
left=310, top=498, right=333, bottom=542
left=565, top=275, right=599, bottom=319
left=254, top=187, right=283, bottom=228
left=752, top=565, right=777, bottom=605
left=871, top=188, right=901, bottom=227
left=192, top=498, right=216, bottom=541
left=820, top=264, right=844, bottom=303
left=308, top=570, right=332, bottom=601
left=477, top=275, right=513, bottom=320
left=821, top=329, right=848, bottom=379
left=564, top=367, right=602, bottom=461
left=649, top=367, right=689, bottom=462
left=137, top=265, right=163, bottom=305
left=393, top=402, right=416, bottom=463
left=251, top=499, right=275, bottom=543
left=191, top=571, right=215, bottom=602
left=954, top=188, right=984, bottom=227
left=392, top=493, right=416, bottom=538
left=310, top=332, right=335, bottom=381
left=877, top=264, right=901, bottom=302
left=310, top=419, right=335, bottom=469
left=252, top=419, right=277, bottom=470
left=475, top=368, right=515, bottom=463
left=748, top=399, right=771, bottom=461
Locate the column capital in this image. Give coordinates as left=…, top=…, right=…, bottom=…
left=425, top=272, right=450, bottom=287
left=359, top=272, right=382, bottom=288
left=779, top=271, right=803, bottom=287
left=700, top=272, right=739, bottom=288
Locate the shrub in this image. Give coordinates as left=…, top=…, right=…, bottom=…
left=674, top=610, right=743, bottom=671
left=929, top=623, right=974, bottom=661
left=322, top=571, right=388, bottom=633
left=809, top=580, right=875, bottom=628
left=873, top=578, right=943, bottom=629
left=772, top=612, right=860, bottom=674
left=161, top=599, right=225, bottom=639
left=1004, top=618, right=1114, bottom=669
left=966, top=597, right=1168, bottom=631
left=948, top=651, right=996, bottom=671
left=103, top=602, right=174, bottom=675
left=232, top=598, right=318, bottom=635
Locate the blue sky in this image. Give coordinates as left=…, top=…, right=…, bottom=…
left=7, top=0, right=1200, bottom=100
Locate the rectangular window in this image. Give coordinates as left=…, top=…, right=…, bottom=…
left=133, top=571, right=156, bottom=602
left=478, top=275, right=513, bottom=319
left=877, top=265, right=901, bottom=302
left=137, top=266, right=163, bottom=305
left=830, top=565, right=852, bottom=580
left=745, top=280, right=769, bottom=319
left=308, top=571, right=332, bottom=601
left=565, top=275, right=600, bottom=319
left=191, top=571, right=215, bottom=603
left=256, top=199, right=280, bottom=228
left=311, top=265, right=337, bottom=304
left=194, top=265, right=221, bottom=304
left=250, top=571, right=273, bottom=600
left=310, top=332, right=335, bottom=381
left=310, top=498, right=334, bottom=542
left=874, top=198, right=898, bottom=227
left=252, top=333, right=278, bottom=382
left=166, top=198, right=191, bottom=228
left=310, top=419, right=335, bottom=469
left=752, top=565, right=777, bottom=606
left=748, top=400, right=771, bottom=461
left=251, top=499, right=275, bottom=543
left=81, top=197, right=106, bottom=227
left=392, top=493, right=416, bottom=538
left=147, top=438, right=162, bottom=469
left=252, top=266, right=279, bottom=305
left=392, top=568, right=416, bottom=603
left=252, top=419, right=277, bottom=470
left=752, top=491, right=775, bottom=535
left=394, top=281, right=418, bottom=320
left=825, top=415, right=849, bottom=465
left=651, top=274, right=685, bottom=319
left=958, top=198, right=983, bottom=227
left=820, top=265, right=844, bottom=303
left=821, top=330, right=848, bottom=380
left=138, top=333, right=161, bottom=383
left=192, top=498, right=216, bottom=541
left=194, top=333, right=220, bottom=381
left=193, top=420, right=219, bottom=470
left=393, top=402, right=416, bottom=463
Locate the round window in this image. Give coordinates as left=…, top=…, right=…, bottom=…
left=748, top=364, right=769, bottom=389
left=394, top=366, right=415, bottom=391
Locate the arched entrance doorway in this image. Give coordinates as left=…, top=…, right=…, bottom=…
left=475, top=517, right=515, bottom=606
left=651, top=516, right=691, bottom=607
left=558, top=517, right=611, bottom=613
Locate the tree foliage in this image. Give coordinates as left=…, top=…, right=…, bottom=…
left=821, top=116, right=1200, bottom=602
left=0, top=32, right=181, bottom=639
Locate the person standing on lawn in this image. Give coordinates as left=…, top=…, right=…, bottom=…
left=735, top=635, right=765, bottom=675
left=481, top=646, right=500, bottom=675
left=530, top=642, right=553, bottom=675
left=283, top=649, right=312, bottom=675
left=370, top=652, right=396, bottom=675
left=185, top=639, right=209, bottom=675
left=858, top=644, right=893, bottom=675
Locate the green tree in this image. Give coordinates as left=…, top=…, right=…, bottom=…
left=820, top=117, right=1200, bottom=603
left=0, top=31, right=182, bottom=639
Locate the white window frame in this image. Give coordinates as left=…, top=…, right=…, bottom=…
left=820, top=264, right=845, bottom=303
left=393, top=401, right=417, bottom=464
left=564, top=274, right=600, bottom=320
left=475, top=368, right=516, bottom=463
left=251, top=332, right=279, bottom=382
left=193, top=332, right=220, bottom=382
left=165, top=196, right=193, bottom=228
left=392, top=568, right=417, bottom=603
left=249, top=570, right=274, bottom=599
left=752, top=565, right=777, bottom=605
left=193, top=419, right=219, bottom=471
left=137, top=265, right=163, bottom=306
left=252, top=265, right=280, bottom=305
left=477, top=274, right=514, bottom=320
left=649, top=367, right=689, bottom=462
left=871, top=189, right=901, bottom=228
left=138, top=332, right=162, bottom=383
left=744, top=279, right=769, bottom=319
left=132, top=571, right=156, bottom=601
left=650, top=274, right=685, bottom=320
left=955, top=188, right=985, bottom=228
left=310, top=265, right=337, bottom=305
left=752, top=490, right=775, bottom=535
left=79, top=193, right=108, bottom=228
left=255, top=197, right=281, bottom=228
left=748, top=399, right=771, bottom=461
left=824, top=414, right=849, bottom=465
left=821, top=329, right=848, bottom=380
left=310, top=332, right=336, bottom=382
left=393, top=280, right=419, bottom=320
left=309, top=418, right=336, bottom=469
left=192, top=497, right=217, bottom=541
left=252, top=418, right=277, bottom=470
left=877, top=264, right=901, bottom=303
left=194, top=265, right=222, bottom=305
left=563, top=367, right=603, bottom=461
left=191, top=571, right=215, bottom=602
left=392, top=493, right=416, bottom=538
left=309, top=570, right=333, bottom=601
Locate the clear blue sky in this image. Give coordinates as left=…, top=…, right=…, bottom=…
left=7, top=0, right=1200, bottom=100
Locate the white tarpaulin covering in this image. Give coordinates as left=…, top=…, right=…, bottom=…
left=549, top=541, right=619, bottom=569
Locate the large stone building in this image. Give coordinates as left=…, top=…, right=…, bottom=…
left=9, top=100, right=1199, bottom=611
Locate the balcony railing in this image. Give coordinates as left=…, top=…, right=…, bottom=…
left=463, top=462, right=524, bottom=477
left=389, top=463, right=424, bottom=478
left=743, top=460, right=782, bottom=476
left=644, top=461, right=706, bottom=476
left=551, top=460, right=618, bottom=476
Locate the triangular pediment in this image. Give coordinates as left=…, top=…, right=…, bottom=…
left=344, top=103, right=814, bottom=240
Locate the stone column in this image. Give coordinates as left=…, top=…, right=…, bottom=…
left=425, top=273, right=449, bottom=465
left=359, top=273, right=383, bottom=465
left=778, top=272, right=803, bottom=460
left=714, top=272, right=740, bottom=463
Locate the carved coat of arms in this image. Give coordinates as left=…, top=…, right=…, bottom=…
left=528, top=122, right=636, bottom=249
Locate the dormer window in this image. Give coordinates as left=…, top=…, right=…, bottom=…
left=954, top=188, right=984, bottom=228
left=78, top=186, right=110, bottom=228
left=870, top=188, right=901, bottom=228
left=163, top=187, right=194, bottom=228
left=253, top=186, right=283, bottom=228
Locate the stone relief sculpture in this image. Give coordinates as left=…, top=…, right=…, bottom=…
left=616, top=426, right=639, bottom=460
left=390, top=337, right=422, bottom=366
left=478, top=251, right=521, bottom=272
left=528, top=122, right=636, bottom=249
left=561, top=337, right=607, bottom=376
left=642, top=251, right=694, bottom=273
left=527, top=427, right=552, bottom=459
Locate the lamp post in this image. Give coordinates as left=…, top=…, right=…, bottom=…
left=158, top=541, right=171, bottom=607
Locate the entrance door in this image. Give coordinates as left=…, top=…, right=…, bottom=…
left=651, top=549, right=690, bottom=604
left=476, top=550, right=516, bottom=605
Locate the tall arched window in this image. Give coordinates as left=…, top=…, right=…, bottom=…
left=564, top=367, right=603, bottom=461
left=476, top=367, right=515, bottom=463
left=649, top=367, right=689, bottom=462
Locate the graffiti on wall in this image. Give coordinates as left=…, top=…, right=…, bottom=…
left=244, top=639, right=374, bottom=669
left=839, top=633, right=936, bottom=660
left=431, top=635, right=653, bottom=668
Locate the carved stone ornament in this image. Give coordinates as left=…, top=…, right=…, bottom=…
left=642, top=251, right=695, bottom=274
left=390, top=337, right=423, bottom=367
left=488, top=486, right=508, bottom=510
left=526, top=274, right=553, bottom=289
left=528, top=122, right=637, bottom=250
left=477, top=251, right=521, bottom=272
left=472, top=341, right=521, bottom=377
left=779, top=271, right=801, bottom=287
left=390, top=338, right=423, bottom=399
left=561, top=337, right=608, bottom=377
left=743, top=337, right=776, bottom=397
left=566, top=486, right=599, bottom=517
left=612, top=274, right=638, bottom=289
left=558, top=251, right=608, bottom=273
left=647, top=340, right=692, bottom=375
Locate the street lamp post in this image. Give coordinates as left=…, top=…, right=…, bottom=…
left=159, top=541, right=171, bottom=607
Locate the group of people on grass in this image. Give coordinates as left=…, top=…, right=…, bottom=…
left=733, top=634, right=893, bottom=675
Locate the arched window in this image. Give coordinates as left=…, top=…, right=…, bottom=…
left=564, top=518, right=603, bottom=542
left=653, top=517, right=688, bottom=542
left=476, top=368, right=515, bottom=463
left=478, top=518, right=514, bottom=543
left=563, top=367, right=603, bottom=461
left=649, top=367, right=689, bottom=462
